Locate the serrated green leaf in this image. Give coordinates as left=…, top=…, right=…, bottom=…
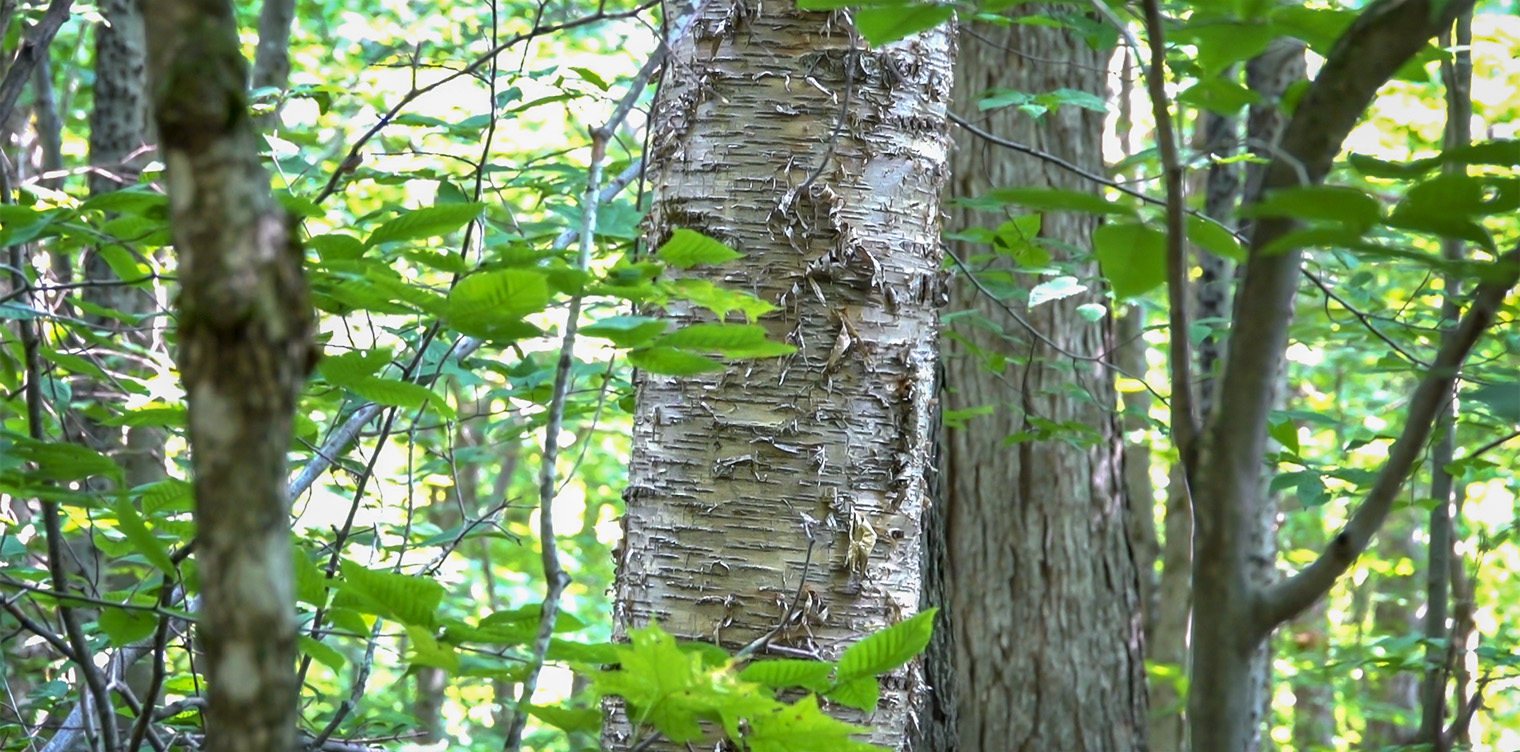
left=139, top=479, right=193, bottom=516
left=319, top=349, right=390, bottom=387
left=856, top=3, right=954, bottom=45
left=1267, top=418, right=1300, bottom=457
left=335, top=560, right=445, bottom=628
left=824, top=674, right=880, bottom=712
left=1468, top=380, right=1520, bottom=424
left=1094, top=222, right=1166, bottom=299
left=365, top=203, right=486, bottom=247
left=738, top=659, right=836, bottom=691
left=1177, top=79, right=1260, bottom=115
left=1243, top=185, right=1380, bottom=230
left=526, top=703, right=602, bottom=733
left=480, top=604, right=587, bottom=632
left=347, top=376, right=455, bottom=419
left=747, top=693, right=877, bottom=752
left=300, top=636, right=347, bottom=673
left=450, top=269, right=550, bottom=321
left=1028, top=276, right=1085, bottom=308
left=655, top=229, right=742, bottom=268
left=307, top=233, right=366, bottom=261
left=667, top=278, right=777, bottom=322
left=99, top=405, right=187, bottom=428
left=581, top=316, right=670, bottom=348
left=627, top=346, right=725, bottom=376
left=99, top=606, right=158, bottom=647
left=293, top=549, right=329, bottom=607
left=406, top=624, right=460, bottom=671
left=9, top=440, right=123, bottom=485
left=654, top=323, right=767, bottom=353
left=1186, top=215, right=1244, bottom=262
left=111, top=498, right=176, bottom=574
left=982, top=186, right=1136, bottom=216
left=836, top=608, right=937, bottom=682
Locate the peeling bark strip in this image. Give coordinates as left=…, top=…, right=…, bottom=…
left=143, top=0, right=314, bottom=750
left=614, top=2, right=953, bottom=749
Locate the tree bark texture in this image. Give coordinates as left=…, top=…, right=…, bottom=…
left=944, top=14, right=1147, bottom=752
left=614, top=3, right=953, bottom=749
left=143, top=1, right=314, bottom=751
left=1187, top=1, right=1485, bottom=750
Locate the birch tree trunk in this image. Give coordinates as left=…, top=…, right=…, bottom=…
left=613, top=3, right=954, bottom=749
left=144, top=1, right=315, bottom=750
left=944, top=13, right=1147, bottom=752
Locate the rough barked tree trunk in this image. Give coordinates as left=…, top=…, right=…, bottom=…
left=944, top=13, right=1147, bottom=752
left=143, top=1, right=315, bottom=751
left=613, top=3, right=954, bottom=750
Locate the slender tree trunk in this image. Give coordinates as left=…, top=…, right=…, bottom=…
left=613, top=3, right=954, bottom=749
left=1186, top=2, right=1492, bottom=750
left=945, top=12, right=1147, bottom=752
left=143, top=2, right=315, bottom=750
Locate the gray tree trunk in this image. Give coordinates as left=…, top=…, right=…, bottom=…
left=613, top=3, right=954, bottom=749
left=944, top=12, right=1147, bottom=752
left=144, top=2, right=315, bottom=750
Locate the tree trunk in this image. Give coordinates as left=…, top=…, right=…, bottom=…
left=613, top=3, right=954, bottom=749
left=944, top=13, right=1147, bottom=752
left=143, top=2, right=315, bottom=750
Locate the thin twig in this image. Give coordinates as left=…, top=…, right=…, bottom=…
left=501, top=123, right=607, bottom=752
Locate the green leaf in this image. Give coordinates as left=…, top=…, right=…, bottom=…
left=526, top=703, right=602, bottom=733
left=365, top=203, right=486, bottom=248
left=449, top=269, right=550, bottom=321
left=307, top=233, right=366, bottom=261
left=746, top=693, right=877, bottom=752
left=293, top=550, right=329, bottom=607
left=656, top=229, right=742, bottom=269
left=111, top=499, right=176, bottom=574
left=1443, top=139, right=1520, bottom=168
left=856, top=3, right=954, bottom=46
left=1186, top=215, right=1244, bottom=262
left=1174, top=22, right=1276, bottom=76
left=581, top=316, right=670, bottom=348
left=1347, top=153, right=1441, bottom=180
left=1076, top=303, right=1106, bottom=322
left=9, top=440, right=124, bottom=486
left=1267, top=418, right=1300, bottom=457
left=334, top=560, right=446, bottom=628
left=628, top=346, right=725, bottom=376
left=480, top=603, right=587, bottom=633
left=1243, top=186, right=1380, bottom=230
left=655, top=323, right=769, bottom=353
left=1093, top=222, right=1166, bottom=299
left=667, top=279, right=778, bottom=322
left=825, top=674, right=880, bottom=712
left=1033, top=88, right=1108, bottom=114
left=738, top=659, right=836, bottom=691
left=139, top=479, right=193, bottom=516
left=406, top=624, right=460, bottom=671
left=836, top=607, right=938, bottom=682
left=982, top=187, right=1136, bottom=216
left=1027, top=276, right=1086, bottom=308
left=319, top=349, right=390, bottom=387
left=1177, top=79, right=1261, bottom=115
left=300, top=636, right=347, bottom=673
left=1468, top=380, right=1520, bottom=424
left=99, top=606, right=158, bottom=647
left=591, top=626, right=722, bottom=743
left=348, top=376, right=455, bottom=419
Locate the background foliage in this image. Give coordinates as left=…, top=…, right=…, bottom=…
left=1, top=0, right=1518, bottom=749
